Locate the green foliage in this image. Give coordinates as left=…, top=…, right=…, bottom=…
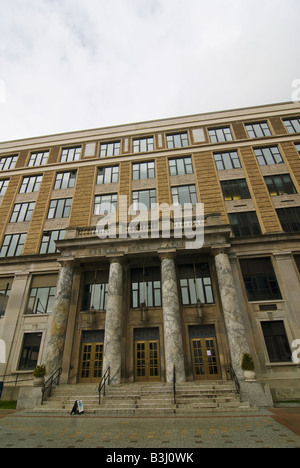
left=241, top=353, right=255, bottom=371
left=33, top=365, right=46, bottom=378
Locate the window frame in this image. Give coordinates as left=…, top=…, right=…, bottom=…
left=54, top=171, right=76, bottom=190
left=133, top=137, right=154, bottom=153
left=60, top=147, right=81, bottom=163
left=179, top=263, right=214, bottom=305
left=132, top=189, right=157, bottom=210
left=0, top=179, right=9, bottom=196
left=10, top=202, right=35, bottom=223
left=131, top=267, right=162, bottom=309
left=19, top=175, right=43, bottom=194
left=94, top=194, right=118, bottom=215
left=214, top=151, right=242, bottom=171
left=254, top=146, right=283, bottom=166
left=28, top=151, right=49, bottom=167
left=221, top=179, right=251, bottom=201
left=283, top=118, right=300, bottom=134
left=240, top=257, right=282, bottom=302
left=0, top=233, right=27, bottom=258
left=47, top=198, right=72, bottom=219
left=264, top=174, right=297, bottom=196
left=208, top=127, right=233, bottom=143
left=245, top=122, right=272, bottom=138
left=166, top=132, right=189, bottom=149
left=171, top=185, right=198, bottom=205
left=100, top=141, right=121, bottom=158
left=169, top=157, right=193, bottom=176
left=132, top=161, right=155, bottom=180
left=0, top=155, right=18, bottom=171
left=96, top=166, right=119, bottom=185
left=228, top=211, right=261, bottom=237
left=39, top=230, right=66, bottom=254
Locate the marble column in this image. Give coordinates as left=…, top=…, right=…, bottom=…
left=102, top=258, right=123, bottom=385
left=45, top=262, right=74, bottom=377
left=213, top=248, right=250, bottom=379
left=160, top=253, right=186, bottom=383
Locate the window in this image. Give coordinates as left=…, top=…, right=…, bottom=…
left=261, top=321, right=292, bottom=363
left=97, top=166, right=119, bottom=185
left=94, top=194, right=117, bottom=215
left=283, top=118, right=300, bottom=134
left=133, top=137, right=154, bottom=153
left=254, top=146, right=283, bottom=166
left=171, top=185, right=198, bottom=205
left=264, top=174, right=297, bottom=196
left=245, top=122, right=272, bottom=138
left=19, top=175, right=42, bottom=194
left=39, top=230, right=66, bottom=254
left=26, top=275, right=57, bottom=314
left=208, top=127, right=233, bottom=143
left=0, top=179, right=9, bottom=196
left=179, top=263, right=214, bottom=305
left=132, top=161, right=155, bottom=180
left=47, top=198, right=72, bottom=219
left=228, top=212, right=261, bottom=237
left=60, top=147, right=81, bottom=163
left=221, top=179, right=251, bottom=201
left=169, top=157, right=193, bottom=176
left=166, top=132, right=189, bottom=148
left=18, top=333, right=42, bottom=370
left=54, top=171, right=76, bottom=190
left=295, top=143, right=300, bottom=154
left=0, top=278, right=12, bottom=317
left=82, top=271, right=109, bottom=311
left=28, top=151, right=49, bottom=167
left=132, top=189, right=156, bottom=210
left=240, top=258, right=282, bottom=301
left=0, top=233, right=26, bottom=257
left=100, top=141, right=121, bottom=157
left=10, top=202, right=35, bottom=223
left=276, top=207, right=300, bottom=232
left=0, top=155, right=18, bottom=171
left=214, top=151, right=241, bottom=171
left=131, top=267, right=161, bottom=308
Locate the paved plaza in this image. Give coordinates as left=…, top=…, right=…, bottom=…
left=0, top=409, right=300, bottom=449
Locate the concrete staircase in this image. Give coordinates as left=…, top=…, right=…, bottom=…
left=32, top=380, right=252, bottom=414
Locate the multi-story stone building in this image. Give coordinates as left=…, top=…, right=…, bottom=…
left=0, top=101, right=300, bottom=405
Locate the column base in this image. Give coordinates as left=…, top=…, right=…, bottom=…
left=17, top=386, right=42, bottom=410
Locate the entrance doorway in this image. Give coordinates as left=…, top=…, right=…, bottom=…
left=189, top=326, right=221, bottom=380
left=134, top=328, right=161, bottom=382
left=79, top=330, right=104, bottom=383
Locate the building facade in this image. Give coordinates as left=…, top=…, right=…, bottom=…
left=0, top=101, right=300, bottom=402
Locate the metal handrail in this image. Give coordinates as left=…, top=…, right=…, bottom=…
left=0, top=374, right=34, bottom=386
left=98, top=366, right=110, bottom=405
left=229, top=363, right=241, bottom=400
left=173, top=365, right=176, bottom=406
left=41, top=368, right=62, bottom=405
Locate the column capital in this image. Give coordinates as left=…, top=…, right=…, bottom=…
left=106, top=253, right=125, bottom=265
left=158, top=249, right=177, bottom=261
left=211, top=244, right=231, bottom=257
left=58, top=257, right=77, bottom=269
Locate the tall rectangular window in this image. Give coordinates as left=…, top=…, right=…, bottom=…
left=0, top=233, right=26, bottom=257
left=10, top=202, right=35, bottom=223
left=283, top=118, right=300, bottom=134
left=245, top=122, right=272, bottom=138
left=166, top=132, right=189, bottom=148
left=60, top=147, right=81, bottom=163
left=228, top=212, right=261, bottom=237
left=169, top=157, right=193, bottom=176
left=214, top=151, right=241, bottom=171
left=47, top=198, right=72, bottom=219
left=54, top=171, right=76, bottom=190
left=18, top=333, right=42, bottom=370
left=28, top=151, right=49, bottom=167
left=0, top=179, right=9, bottom=196
left=208, top=127, right=233, bottom=143
left=39, top=230, right=66, bottom=254
left=276, top=207, right=300, bottom=232
left=240, top=258, right=282, bottom=301
left=261, top=321, right=292, bottom=363
left=264, top=174, right=297, bottom=196
left=132, top=162, right=155, bottom=180
left=171, top=185, right=198, bottom=205
left=19, top=175, right=42, bottom=193
left=131, top=267, right=161, bottom=308
left=94, top=194, right=117, bottom=215
left=82, top=271, right=109, bottom=311
left=221, top=179, right=251, bottom=201
left=100, top=141, right=120, bottom=157
left=26, top=275, right=57, bottom=314
left=179, top=263, right=214, bottom=305
left=0, top=278, right=12, bottom=317
left=97, top=166, right=119, bottom=185
left=132, top=189, right=156, bottom=210
left=254, top=146, right=283, bottom=166
left=0, top=155, right=18, bottom=171
left=133, top=137, right=154, bottom=153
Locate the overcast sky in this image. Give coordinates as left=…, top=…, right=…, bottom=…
left=0, top=0, right=300, bottom=142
